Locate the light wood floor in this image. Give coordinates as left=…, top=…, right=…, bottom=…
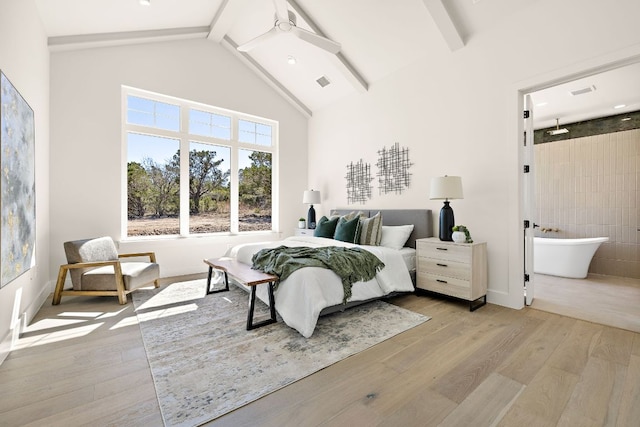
left=1, top=282, right=639, bottom=426
left=532, top=273, right=640, bottom=333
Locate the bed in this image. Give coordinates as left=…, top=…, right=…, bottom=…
left=223, top=209, right=433, bottom=337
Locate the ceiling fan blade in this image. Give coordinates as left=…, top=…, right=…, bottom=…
left=291, top=27, right=341, bottom=54
left=272, top=0, right=290, bottom=23
left=237, top=27, right=279, bottom=52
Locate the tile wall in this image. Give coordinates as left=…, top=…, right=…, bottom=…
left=534, top=128, right=639, bottom=279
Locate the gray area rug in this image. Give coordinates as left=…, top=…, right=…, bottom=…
left=133, top=279, right=430, bottom=427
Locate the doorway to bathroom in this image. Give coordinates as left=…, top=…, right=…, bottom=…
left=523, top=62, right=640, bottom=332
left=533, top=274, right=640, bottom=333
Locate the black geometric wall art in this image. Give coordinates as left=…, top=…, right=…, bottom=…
left=345, top=159, right=373, bottom=204
left=376, top=142, right=412, bottom=195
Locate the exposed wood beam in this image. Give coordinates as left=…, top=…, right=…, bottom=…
left=422, top=0, right=464, bottom=51
left=48, top=27, right=209, bottom=52
left=207, top=0, right=250, bottom=43
left=221, top=36, right=312, bottom=118
left=288, top=0, right=368, bottom=93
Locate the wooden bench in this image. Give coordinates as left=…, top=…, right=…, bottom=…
left=203, top=257, right=278, bottom=330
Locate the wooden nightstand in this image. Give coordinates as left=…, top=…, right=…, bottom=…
left=294, top=228, right=314, bottom=236
left=415, top=237, right=487, bottom=311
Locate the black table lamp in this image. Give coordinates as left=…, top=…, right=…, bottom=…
left=429, top=176, right=463, bottom=241
left=303, top=190, right=321, bottom=229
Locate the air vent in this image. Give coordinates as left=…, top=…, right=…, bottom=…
left=569, top=85, right=596, bottom=96
left=316, top=76, right=331, bottom=88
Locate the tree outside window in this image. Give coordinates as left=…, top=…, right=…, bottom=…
left=123, top=89, right=276, bottom=237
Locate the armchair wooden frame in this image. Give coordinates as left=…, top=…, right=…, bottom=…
left=53, top=252, right=160, bottom=305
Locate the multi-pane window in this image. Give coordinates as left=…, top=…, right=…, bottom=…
left=238, top=119, right=272, bottom=146
left=123, top=87, right=276, bottom=238
left=127, top=96, right=180, bottom=131
left=189, top=109, right=231, bottom=140
left=188, top=141, right=231, bottom=234
left=238, top=149, right=272, bottom=232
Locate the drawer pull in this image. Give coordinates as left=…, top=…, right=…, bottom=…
left=436, top=263, right=448, bottom=267
left=436, top=279, right=448, bottom=284
left=436, top=247, right=448, bottom=251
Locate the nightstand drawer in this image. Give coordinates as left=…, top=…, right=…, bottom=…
left=418, top=258, right=470, bottom=280
left=294, top=228, right=314, bottom=236
left=416, top=241, right=471, bottom=263
left=416, top=272, right=472, bottom=300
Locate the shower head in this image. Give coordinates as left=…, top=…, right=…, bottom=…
left=548, top=118, right=569, bottom=135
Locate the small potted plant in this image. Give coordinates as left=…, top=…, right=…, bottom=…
left=452, top=225, right=473, bottom=243
left=298, top=218, right=306, bottom=229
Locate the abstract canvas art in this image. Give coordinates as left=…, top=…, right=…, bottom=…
left=1, top=70, right=35, bottom=288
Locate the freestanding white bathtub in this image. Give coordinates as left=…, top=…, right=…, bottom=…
left=533, top=237, right=609, bottom=279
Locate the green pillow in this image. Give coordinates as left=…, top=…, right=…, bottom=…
left=314, top=216, right=338, bottom=238
left=333, top=215, right=360, bottom=243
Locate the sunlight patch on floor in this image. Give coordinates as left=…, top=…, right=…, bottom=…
left=23, top=317, right=87, bottom=333
left=96, top=307, right=130, bottom=319
left=14, top=322, right=105, bottom=350
left=59, top=311, right=104, bottom=318
left=110, top=315, right=140, bottom=330
left=136, top=304, right=199, bottom=322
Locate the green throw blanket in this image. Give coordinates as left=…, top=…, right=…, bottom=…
left=251, top=246, right=385, bottom=304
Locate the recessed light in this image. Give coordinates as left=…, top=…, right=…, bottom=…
left=613, top=104, right=626, bottom=109
left=287, top=55, right=297, bottom=65
left=535, top=102, right=548, bottom=107
left=621, top=117, right=631, bottom=121
left=139, top=0, right=150, bottom=5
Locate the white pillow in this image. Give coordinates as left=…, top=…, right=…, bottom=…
left=380, top=225, right=414, bottom=250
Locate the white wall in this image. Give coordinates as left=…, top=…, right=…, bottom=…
left=50, top=39, right=308, bottom=280
left=308, top=0, right=640, bottom=308
left=0, top=0, right=50, bottom=363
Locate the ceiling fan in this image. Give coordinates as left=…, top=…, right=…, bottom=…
left=237, top=0, right=341, bottom=54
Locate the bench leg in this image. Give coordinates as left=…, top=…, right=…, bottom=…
left=267, top=281, right=276, bottom=321
left=246, top=282, right=277, bottom=330
left=206, top=267, right=230, bottom=295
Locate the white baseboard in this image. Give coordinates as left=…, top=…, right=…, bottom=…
left=0, top=281, right=51, bottom=367
left=26, top=280, right=51, bottom=322
left=0, top=329, right=11, bottom=366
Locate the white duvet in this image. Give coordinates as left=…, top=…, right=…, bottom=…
left=225, top=235, right=414, bottom=338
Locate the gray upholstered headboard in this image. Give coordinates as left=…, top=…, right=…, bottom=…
left=329, top=209, right=433, bottom=248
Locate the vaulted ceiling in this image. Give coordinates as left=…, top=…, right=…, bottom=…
left=36, top=0, right=639, bottom=127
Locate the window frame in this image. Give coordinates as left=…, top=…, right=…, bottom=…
left=121, top=86, right=279, bottom=240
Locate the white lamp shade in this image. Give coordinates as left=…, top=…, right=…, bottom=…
left=303, top=190, right=321, bottom=204
left=430, top=176, right=463, bottom=200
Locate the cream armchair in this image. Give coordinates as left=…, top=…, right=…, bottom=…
left=53, top=236, right=160, bottom=305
